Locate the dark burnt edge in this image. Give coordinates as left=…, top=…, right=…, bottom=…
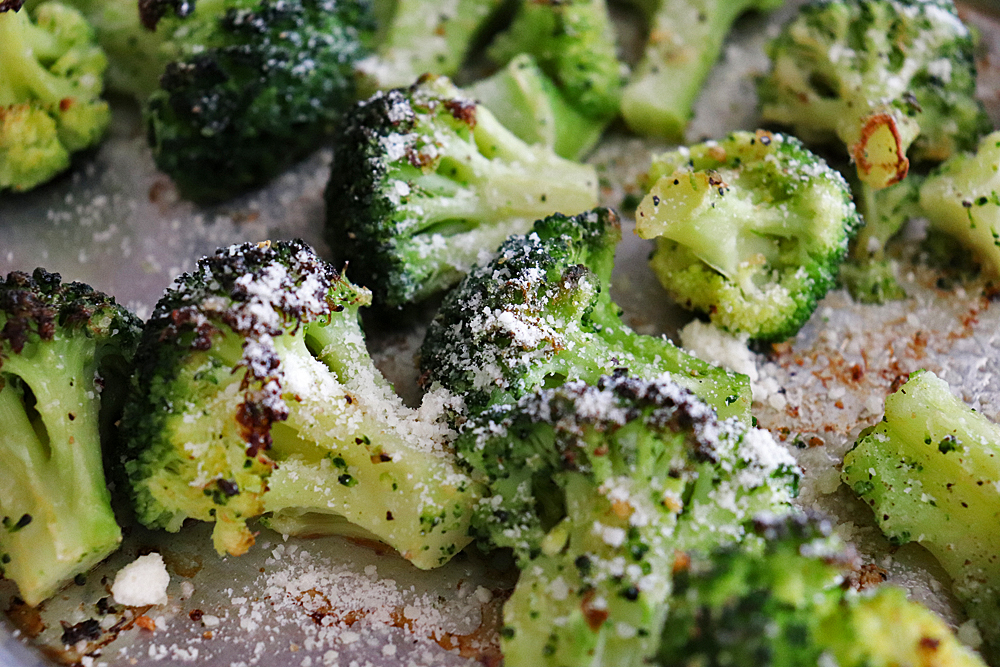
left=139, top=0, right=195, bottom=31
left=0, top=0, right=25, bottom=12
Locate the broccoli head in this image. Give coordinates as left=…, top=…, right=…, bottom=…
left=120, top=240, right=479, bottom=569
left=486, top=0, right=624, bottom=122
left=918, top=130, right=1000, bottom=279
left=459, top=373, right=799, bottom=667
left=758, top=0, right=992, bottom=190
left=138, top=0, right=374, bottom=202
left=0, top=269, right=140, bottom=606
left=635, top=130, right=862, bottom=343
left=843, top=370, right=1000, bottom=661
left=324, top=74, right=599, bottom=309
left=419, top=207, right=753, bottom=423
left=658, top=511, right=987, bottom=667
left=620, top=0, right=784, bottom=141
left=0, top=1, right=110, bottom=192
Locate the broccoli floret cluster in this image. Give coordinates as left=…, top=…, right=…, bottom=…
left=621, top=0, right=784, bottom=140
left=658, top=512, right=987, bottom=667
left=635, top=130, right=862, bottom=343
left=459, top=373, right=799, bottom=666
left=0, top=1, right=110, bottom=193
left=843, top=370, right=1000, bottom=661
left=121, top=239, right=479, bottom=568
left=0, top=269, right=140, bottom=606
left=324, top=74, right=599, bottom=309
left=758, top=0, right=991, bottom=190
left=419, top=207, right=753, bottom=424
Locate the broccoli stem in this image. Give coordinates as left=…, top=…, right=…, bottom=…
left=0, top=336, right=121, bottom=607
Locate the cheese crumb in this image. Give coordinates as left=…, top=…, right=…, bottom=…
left=111, top=553, right=170, bottom=606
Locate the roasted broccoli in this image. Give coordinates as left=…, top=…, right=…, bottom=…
left=419, top=207, right=753, bottom=424
left=459, top=374, right=799, bottom=666
left=918, top=130, right=1000, bottom=278
left=758, top=0, right=991, bottom=190
left=324, top=74, right=599, bottom=309
left=355, top=0, right=506, bottom=94
left=843, top=370, right=1000, bottom=661
left=120, top=240, right=479, bottom=569
left=635, top=130, right=862, bottom=343
left=468, top=53, right=608, bottom=160
left=657, top=512, right=988, bottom=667
left=0, top=269, right=140, bottom=606
left=0, top=0, right=110, bottom=193
left=620, top=0, right=784, bottom=140
left=486, top=0, right=624, bottom=123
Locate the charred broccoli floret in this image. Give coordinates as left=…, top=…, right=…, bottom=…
left=918, top=130, right=1000, bottom=278
left=620, top=0, right=784, bottom=140
left=758, top=0, right=992, bottom=190
left=324, top=74, right=599, bottom=309
left=460, top=374, right=799, bottom=667
left=0, top=0, right=110, bottom=192
left=120, top=240, right=479, bottom=569
left=486, top=0, right=624, bottom=123
left=843, top=370, right=1000, bottom=661
left=419, top=207, right=753, bottom=423
left=0, top=269, right=140, bottom=606
left=635, top=130, right=862, bottom=343
left=657, top=512, right=987, bottom=667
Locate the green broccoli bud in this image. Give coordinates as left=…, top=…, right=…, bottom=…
left=758, top=0, right=992, bottom=190
left=355, top=0, right=506, bottom=94
left=467, top=53, right=608, bottom=160
left=658, top=512, right=988, bottom=667
left=460, top=374, right=799, bottom=667
left=843, top=369, right=1000, bottom=661
left=620, top=0, right=783, bottom=141
left=635, top=130, right=862, bottom=343
left=140, top=0, right=374, bottom=202
left=486, top=0, right=624, bottom=122
left=419, top=207, right=753, bottom=424
left=0, top=2, right=110, bottom=192
left=324, top=74, right=599, bottom=309
left=0, top=269, right=141, bottom=606
left=121, top=239, right=480, bottom=569
left=918, top=130, right=1000, bottom=279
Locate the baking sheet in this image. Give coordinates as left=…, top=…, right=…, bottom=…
left=3, top=2, right=1000, bottom=665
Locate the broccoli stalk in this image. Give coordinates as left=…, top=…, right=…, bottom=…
left=843, top=370, right=1000, bottom=660
left=324, top=74, right=599, bottom=309
left=918, top=130, right=1000, bottom=278
left=619, top=0, right=783, bottom=141
left=657, top=512, right=988, bottom=667
left=0, top=269, right=140, bottom=606
left=419, top=207, right=753, bottom=424
left=460, top=374, right=799, bottom=667
left=0, top=1, right=110, bottom=192
left=758, top=0, right=991, bottom=190
left=635, top=130, right=862, bottom=343
left=121, top=240, right=480, bottom=569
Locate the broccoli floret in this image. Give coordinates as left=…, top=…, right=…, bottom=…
left=467, top=53, right=607, bottom=160
left=324, top=74, right=599, bottom=309
left=419, top=207, right=753, bottom=423
left=0, top=1, right=110, bottom=192
left=918, top=130, right=1000, bottom=278
left=459, top=374, right=798, bottom=667
left=657, top=512, right=988, bottom=667
left=758, top=0, right=992, bottom=190
left=486, top=0, right=624, bottom=122
left=619, top=0, right=784, bottom=140
left=354, top=0, right=506, bottom=94
left=136, top=0, right=374, bottom=202
left=0, top=269, right=140, bottom=606
left=635, top=130, right=862, bottom=343
left=843, top=369, right=1000, bottom=661
left=120, top=240, right=480, bottom=569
